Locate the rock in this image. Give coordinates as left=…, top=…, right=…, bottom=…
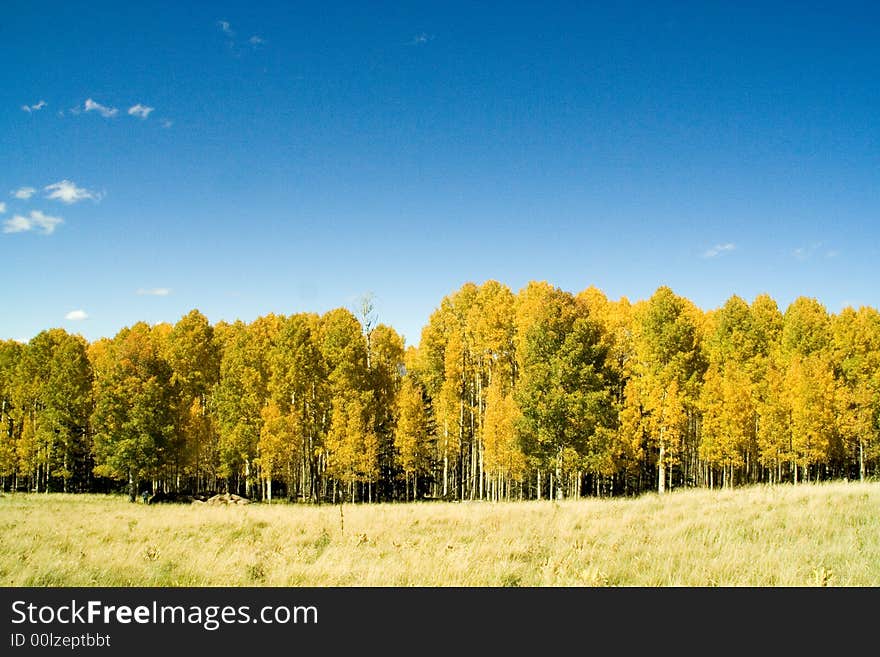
left=206, top=493, right=251, bottom=505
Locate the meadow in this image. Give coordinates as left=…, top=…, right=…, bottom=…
left=1, top=481, right=878, bottom=586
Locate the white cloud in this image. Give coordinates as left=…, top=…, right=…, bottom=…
left=84, top=98, right=118, bottom=118
left=409, top=33, right=433, bottom=45
left=2, top=216, right=31, bottom=233
left=248, top=35, right=264, bottom=46
left=702, top=243, right=736, bottom=258
left=12, top=187, right=36, bottom=200
left=2, top=210, right=63, bottom=235
left=65, top=309, right=88, bottom=321
left=21, top=100, right=47, bottom=113
left=44, top=180, right=101, bottom=204
left=137, top=288, right=171, bottom=296
left=218, top=20, right=234, bottom=35
left=161, top=119, right=173, bottom=128
left=0, top=202, right=5, bottom=213
left=128, top=103, right=154, bottom=119
left=27, top=210, right=63, bottom=234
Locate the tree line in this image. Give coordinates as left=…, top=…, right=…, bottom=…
left=1, top=282, right=878, bottom=502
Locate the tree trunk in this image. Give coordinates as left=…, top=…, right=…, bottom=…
left=658, top=438, right=666, bottom=495
left=244, top=459, right=251, bottom=498
left=859, top=439, right=865, bottom=482
left=555, top=447, right=563, bottom=500
left=442, top=426, right=449, bottom=499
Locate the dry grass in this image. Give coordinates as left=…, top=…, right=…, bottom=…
left=1, top=481, right=878, bottom=586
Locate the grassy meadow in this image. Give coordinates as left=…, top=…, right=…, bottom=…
left=1, top=481, right=878, bottom=586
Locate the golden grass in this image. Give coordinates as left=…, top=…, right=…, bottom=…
left=1, top=481, right=878, bottom=586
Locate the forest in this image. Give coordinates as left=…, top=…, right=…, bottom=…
left=1, top=281, right=878, bottom=503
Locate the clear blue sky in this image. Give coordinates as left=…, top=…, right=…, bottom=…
left=2, top=1, right=879, bottom=346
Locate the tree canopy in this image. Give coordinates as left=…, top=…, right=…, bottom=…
left=0, top=281, right=877, bottom=501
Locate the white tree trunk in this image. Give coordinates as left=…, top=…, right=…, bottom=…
left=658, top=439, right=666, bottom=495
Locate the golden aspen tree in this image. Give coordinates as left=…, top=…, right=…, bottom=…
left=780, top=298, right=833, bottom=483
left=618, top=378, right=648, bottom=489
left=268, top=313, right=326, bottom=501
left=700, top=363, right=752, bottom=486
left=482, top=379, right=524, bottom=500
left=832, top=306, right=880, bottom=480
left=629, top=287, right=703, bottom=493
left=576, top=288, right=636, bottom=493
left=700, top=296, right=763, bottom=486
left=412, top=306, right=456, bottom=498
left=782, top=297, right=831, bottom=358
left=167, top=309, right=220, bottom=493
left=91, top=323, right=175, bottom=501
left=0, top=341, right=24, bottom=488
left=43, top=332, right=93, bottom=492
left=395, top=377, right=431, bottom=500
left=786, top=355, right=836, bottom=482
left=320, top=308, right=375, bottom=501
left=11, top=331, right=56, bottom=492
left=215, top=315, right=279, bottom=497
left=750, top=295, right=786, bottom=482
left=366, top=324, right=405, bottom=501
left=515, top=282, right=615, bottom=499
left=257, top=400, right=298, bottom=501
left=755, top=356, right=792, bottom=482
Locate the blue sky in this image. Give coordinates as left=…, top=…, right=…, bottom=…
left=2, top=1, right=879, bottom=346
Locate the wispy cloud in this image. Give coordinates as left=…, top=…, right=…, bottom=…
left=128, top=103, right=154, bottom=119
left=702, top=243, right=736, bottom=258
left=218, top=20, right=265, bottom=55
left=44, top=180, right=102, bottom=204
left=0, top=202, right=5, bottom=214
left=3, top=210, right=63, bottom=235
left=792, top=242, right=840, bottom=260
left=792, top=242, right=823, bottom=261
left=12, top=187, right=36, bottom=200
left=161, top=119, right=173, bottom=129
left=408, top=33, right=433, bottom=45
left=65, top=309, right=88, bottom=321
left=84, top=98, right=118, bottom=118
left=21, top=100, right=47, bottom=113
left=137, top=288, right=171, bottom=296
